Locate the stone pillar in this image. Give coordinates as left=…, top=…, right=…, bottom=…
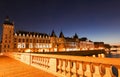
left=49, top=58, right=57, bottom=73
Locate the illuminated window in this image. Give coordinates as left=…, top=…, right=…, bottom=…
left=21, top=43, right=25, bottom=48
left=29, top=43, right=33, bottom=48
left=17, top=43, right=21, bottom=48
left=39, top=44, right=42, bottom=48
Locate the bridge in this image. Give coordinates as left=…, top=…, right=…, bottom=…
left=0, top=55, right=56, bottom=77
left=1, top=52, right=120, bottom=77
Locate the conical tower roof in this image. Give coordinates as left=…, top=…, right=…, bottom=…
left=50, top=30, right=57, bottom=37
left=73, top=33, right=78, bottom=38
left=59, top=31, right=64, bottom=38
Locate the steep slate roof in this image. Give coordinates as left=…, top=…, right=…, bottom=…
left=73, top=33, right=78, bottom=38
left=15, top=30, right=49, bottom=37
left=80, top=37, right=88, bottom=41
left=59, top=31, right=64, bottom=38
left=50, top=30, right=57, bottom=37
left=65, top=37, right=76, bottom=42
left=3, top=16, right=13, bottom=25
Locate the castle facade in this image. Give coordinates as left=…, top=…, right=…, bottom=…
left=1, top=17, right=95, bottom=52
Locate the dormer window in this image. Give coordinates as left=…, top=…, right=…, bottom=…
left=15, top=33, right=17, bottom=36
left=19, top=34, right=21, bottom=36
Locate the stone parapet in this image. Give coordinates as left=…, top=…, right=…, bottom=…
left=4, top=52, right=119, bottom=77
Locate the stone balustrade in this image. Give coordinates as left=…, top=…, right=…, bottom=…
left=4, top=52, right=120, bottom=77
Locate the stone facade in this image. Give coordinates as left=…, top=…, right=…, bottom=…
left=1, top=17, right=95, bottom=52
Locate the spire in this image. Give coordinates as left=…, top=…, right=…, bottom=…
left=50, top=30, right=57, bottom=37
left=59, top=31, right=64, bottom=38
left=73, top=33, right=78, bottom=39
left=3, top=16, right=13, bottom=25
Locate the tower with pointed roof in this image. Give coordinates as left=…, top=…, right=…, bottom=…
left=50, top=30, right=58, bottom=51
left=1, top=16, right=14, bottom=52
left=58, top=31, right=65, bottom=51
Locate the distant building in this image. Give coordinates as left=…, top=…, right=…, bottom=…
left=94, top=42, right=104, bottom=50
left=1, top=17, right=95, bottom=52
left=110, top=45, right=120, bottom=51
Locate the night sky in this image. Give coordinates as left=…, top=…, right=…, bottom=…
left=0, top=0, right=120, bottom=45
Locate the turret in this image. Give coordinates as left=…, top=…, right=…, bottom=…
left=59, top=31, right=64, bottom=38
left=1, top=16, right=14, bottom=52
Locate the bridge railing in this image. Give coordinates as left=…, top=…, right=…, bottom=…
left=5, top=52, right=120, bottom=77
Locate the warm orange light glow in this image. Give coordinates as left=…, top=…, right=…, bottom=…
left=25, top=49, right=31, bottom=52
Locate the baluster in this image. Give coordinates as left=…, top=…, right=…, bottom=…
left=118, top=67, right=120, bottom=77
left=43, top=58, right=45, bottom=67
left=36, top=56, right=39, bottom=64
left=45, top=58, right=49, bottom=68
left=44, top=58, right=47, bottom=68
left=47, top=58, right=50, bottom=68
left=66, top=60, right=71, bottom=77
left=71, top=61, right=77, bottom=77
left=33, top=56, right=36, bottom=63
left=42, top=58, right=45, bottom=67
left=41, top=57, right=43, bottom=67
left=57, top=59, right=62, bottom=73
left=31, top=56, right=34, bottom=63
left=103, top=65, right=113, bottom=77
left=84, top=63, right=93, bottom=77
left=93, top=63, right=102, bottom=77
left=62, top=60, right=66, bottom=75
left=39, top=57, right=42, bottom=66
left=77, top=62, right=84, bottom=77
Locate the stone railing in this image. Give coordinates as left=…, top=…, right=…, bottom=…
left=4, top=52, right=120, bottom=77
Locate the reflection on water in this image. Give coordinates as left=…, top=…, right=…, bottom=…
left=107, top=51, right=120, bottom=58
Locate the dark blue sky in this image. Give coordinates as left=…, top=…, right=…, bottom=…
left=0, top=0, right=120, bottom=44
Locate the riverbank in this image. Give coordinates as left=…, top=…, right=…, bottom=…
left=107, top=51, right=120, bottom=58
left=29, top=50, right=106, bottom=57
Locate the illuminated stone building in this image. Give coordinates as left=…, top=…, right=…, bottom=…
left=1, top=17, right=94, bottom=52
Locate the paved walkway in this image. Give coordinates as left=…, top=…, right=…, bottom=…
left=0, top=55, right=56, bottom=77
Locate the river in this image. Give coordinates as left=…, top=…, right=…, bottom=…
left=107, top=51, right=120, bottom=58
